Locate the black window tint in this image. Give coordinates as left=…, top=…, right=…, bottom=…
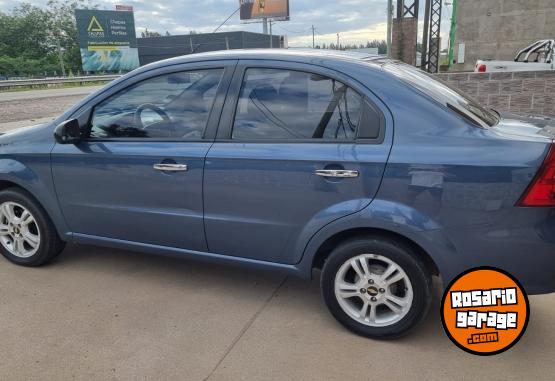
left=90, top=69, right=223, bottom=139
left=232, top=68, right=363, bottom=140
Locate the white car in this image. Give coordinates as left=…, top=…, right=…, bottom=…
left=475, top=39, right=554, bottom=73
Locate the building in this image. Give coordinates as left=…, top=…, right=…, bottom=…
left=138, top=31, right=284, bottom=66
left=452, top=0, right=555, bottom=71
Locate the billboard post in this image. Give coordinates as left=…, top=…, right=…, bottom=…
left=75, top=9, right=140, bottom=73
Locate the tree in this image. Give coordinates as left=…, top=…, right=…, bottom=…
left=46, top=0, right=99, bottom=74
left=0, top=4, right=52, bottom=59
left=0, top=0, right=97, bottom=77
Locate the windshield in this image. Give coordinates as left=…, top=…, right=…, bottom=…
left=383, top=63, right=500, bottom=127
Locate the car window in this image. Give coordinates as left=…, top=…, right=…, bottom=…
left=383, top=63, right=499, bottom=127
left=232, top=68, right=363, bottom=140
left=89, top=69, right=224, bottom=139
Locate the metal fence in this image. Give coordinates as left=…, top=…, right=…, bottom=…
left=0, top=75, right=120, bottom=90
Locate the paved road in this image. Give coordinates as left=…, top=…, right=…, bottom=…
left=1, top=245, right=555, bottom=381
left=0, top=86, right=103, bottom=102
left=0, top=87, right=100, bottom=125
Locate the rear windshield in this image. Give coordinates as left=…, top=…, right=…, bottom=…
left=383, top=63, right=500, bottom=127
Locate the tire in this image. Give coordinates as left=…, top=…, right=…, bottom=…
left=321, top=236, right=432, bottom=339
left=0, top=187, right=65, bottom=266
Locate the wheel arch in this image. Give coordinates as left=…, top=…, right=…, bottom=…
left=0, top=179, right=68, bottom=241
left=310, top=227, right=440, bottom=278
left=0, top=179, right=40, bottom=200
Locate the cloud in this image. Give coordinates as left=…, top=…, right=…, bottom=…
left=288, top=23, right=388, bottom=47
left=1, top=0, right=452, bottom=47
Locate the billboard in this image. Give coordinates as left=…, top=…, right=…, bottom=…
left=75, top=9, right=140, bottom=72
left=239, top=0, right=290, bottom=20
left=115, top=5, right=134, bottom=12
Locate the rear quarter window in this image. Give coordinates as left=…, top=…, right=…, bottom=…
left=384, top=63, right=499, bottom=127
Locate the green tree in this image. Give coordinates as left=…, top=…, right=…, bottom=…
left=0, top=4, right=52, bottom=59
left=46, top=0, right=99, bottom=74
left=0, top=0, right=97, bottom=77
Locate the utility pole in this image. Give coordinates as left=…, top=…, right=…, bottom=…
left=269, top=20, right=273, bottom=48
left=263, top=18, right=268, bottom=34
left=425, top=0, right=443, bottom=73
left=386, top=0, right=393, bottom=57
left=312, top=25, right=315, bottom=49
left=448, top=0, right=459, bottom=69
left=337, top=33, right=340, bottom=50
left=421, top=0, right=431, bottom=70
left=55, top=38, right=66, bottom=77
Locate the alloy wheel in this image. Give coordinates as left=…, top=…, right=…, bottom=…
left=334, top=253, right=414, bottom=327
left=0, top=201, right=41, bottom=258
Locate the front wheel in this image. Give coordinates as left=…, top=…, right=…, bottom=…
left=0, top=188, right=65, bottom=266
left=321, top=237, right=432, bottom=339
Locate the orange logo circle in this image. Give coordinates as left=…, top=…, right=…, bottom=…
left=441, top=267, right=529, bottom=356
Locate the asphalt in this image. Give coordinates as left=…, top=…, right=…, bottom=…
left=0, top=87, right=100, bottom=126
left=1, top=88, right=555, bottom=380
left=0, top=86, right=103, bottom=102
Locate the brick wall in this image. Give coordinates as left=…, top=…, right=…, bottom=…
left=436, top=71, right=555, bottom=118
left=391, top=18, right=418, bottom=66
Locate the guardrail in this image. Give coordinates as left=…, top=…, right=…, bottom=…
left=0, top=75, right=121, bottom=90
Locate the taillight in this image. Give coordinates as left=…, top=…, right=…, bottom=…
left=517, top=143, right=555, bottom=207
left=477, top=64, right=487, bottom=73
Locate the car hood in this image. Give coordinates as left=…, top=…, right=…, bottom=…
left=0, top=122, right=55, bottom=152
left=490, top=112, right=555, bottom=142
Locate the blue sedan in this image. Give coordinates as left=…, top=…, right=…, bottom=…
left=0, top=50, right=554, bottom=338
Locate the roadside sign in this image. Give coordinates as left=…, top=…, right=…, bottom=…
left=115, top=5, right=134, bottom=12
left=239, top=0, right=290, bottom=20
left=75, top=9, right=140, bottom=72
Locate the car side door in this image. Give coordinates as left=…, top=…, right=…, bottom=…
left=51, top=61, right=236, bottom=251
left=203, top=60, right=392, bottom=265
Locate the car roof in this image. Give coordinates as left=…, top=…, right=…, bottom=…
left=138, top=48, right=392, bottom=73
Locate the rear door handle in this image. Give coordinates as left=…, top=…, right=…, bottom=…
left=153, top=163, right=188, bottom=172
left=315, top=169, right=359, bottom=178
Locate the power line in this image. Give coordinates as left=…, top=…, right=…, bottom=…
left=274, top=24, right=311, bottom=34
left=213, top=6, right=241, bottom=33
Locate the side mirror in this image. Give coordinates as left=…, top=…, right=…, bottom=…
left=54, top=119, right=81, bottom=144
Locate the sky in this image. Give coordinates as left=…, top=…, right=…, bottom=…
left=0, top=0, right=453, bottom=48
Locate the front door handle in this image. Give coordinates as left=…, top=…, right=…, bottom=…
left=153, top=163, right=188, bottom=172
left=315, top=169, right=359, bottom=178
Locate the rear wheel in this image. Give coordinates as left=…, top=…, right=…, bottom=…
left=0, top=188, right=65, bottom=266
left=321, top=237, right=432, bottom=339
